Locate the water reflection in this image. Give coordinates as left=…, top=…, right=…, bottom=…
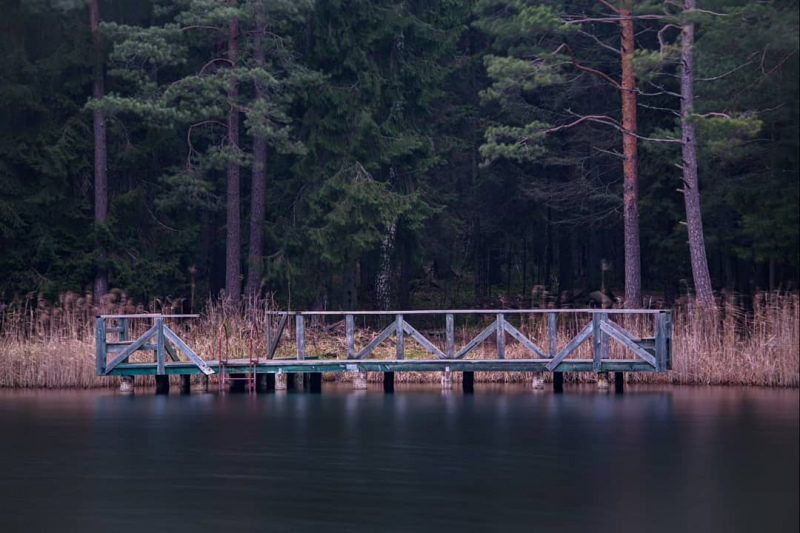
left=0, top=385, right=796, bottom=533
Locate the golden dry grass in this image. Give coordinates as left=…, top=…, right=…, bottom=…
left=0, top=291, right=797, bottom=388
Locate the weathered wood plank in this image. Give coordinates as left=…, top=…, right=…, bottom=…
left=396, top=314, right=404, bottom=360
left=401, top=320, right=446, bottom=359
left=446, top=313, right=454, bottom=358
left=95, top=317, right=106, bottom=375
left=592, top=313, right=608, bottom=372
left=503, top=321, right=547, bottom=358
left=548, top=313, right=556, bottom=358
left=355, top=322, right=396, bottom=360
left=296, top=314, right=305, bottom=361
left=107, top=343, right=157, bottom=353
left=454, top=321, right=497, bottom=359
left=496, top=313, right=505, bottom=359
left=268, top=313, right=287, bottom=359
left=346, top=314, right=355, bottom=359
left=165, top=341, right=180, bottom=362
left=156, top=318, right=165, bottom=375
left=106, top=358, right=660, bottom=376
left=600, top=319, right=657, bottom=368
left=546, top=322, right=593, bottom=371
left=655, top=312, right=667, bottom=372
left=279, top=309, right=664, bottom=316
left=104, top=323, right=158, bottom=375
left=265, top=313, right=272, bottom=355
left=163, top=326, right=214, bottom=375
left=664, top=311, right=673, bottom=370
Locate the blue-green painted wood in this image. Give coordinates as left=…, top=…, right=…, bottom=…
left=346, top=314, right=355, bottom=359
left=496, top=313, right=505, bottom=359
left=296, top=314, right=305, bottom=360
left=600, top=319, right=657, bottom=368
left=95, top=317, right=106, bottom=375
left=268, top=313, right=287, bottom=359
left=103, top=323, right=159, bottom=375
left=396, top=314, right=404, bottom=360
left=163, top=325, right=214, bottom=375
left=503, top=321, right=547, bottom=358
left=454, top=322, right=497, bottom=359
left=156, top=318, right=165, bottom=375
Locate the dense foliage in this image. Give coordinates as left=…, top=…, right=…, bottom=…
left=1, top=0, right=797, bottom=309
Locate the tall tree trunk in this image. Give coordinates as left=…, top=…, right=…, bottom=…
left=246, top=7, right=266, bottom=298
left=680, top=0, right=714, bottom=307
left=374, top=222, right=397, bottom=311
left=620, top=0, right=642, bottom=308
left=90, top=0, right=108, bottom=303
left=225, top=0, right=241, bottom=305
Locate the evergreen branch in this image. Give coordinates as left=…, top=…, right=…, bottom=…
left=553, top=44, right=621, bottom=89
left=181, top=25, right=224, bottom=33
left=187, top=120, right=227, bottom=170
left=657, top=24, right=681, bottom=55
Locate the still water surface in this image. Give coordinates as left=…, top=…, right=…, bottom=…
left=0, top=384, right=797, bottom=532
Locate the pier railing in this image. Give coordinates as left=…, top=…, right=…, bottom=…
left=95, top=309, right=672, bottom=376
left=267, top=309, right=672, bottom=372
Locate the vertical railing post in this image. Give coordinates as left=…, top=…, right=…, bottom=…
left=655, top=312, right=667, bottom=372
left=120, top=317, right=130, bottom=364
left=665, top=310, right=673, bottom=370
left=346, top=314, right=354, bottom=359
left=446, top=313, right=454, bottom=358
left=156, top=317, right=165, bottom=375
left=548, top=313, right=556, bottom=358
left=95, top=316, right=106, bottom=375
left=496, top=313, right=505, bottom=359
left=296, top=313, right=305, bottom=360
left=265, top=312, right=272, bottom=359
left=592, top=313, right=608, bottom=372
left=395, top=314, right=404, bottom=360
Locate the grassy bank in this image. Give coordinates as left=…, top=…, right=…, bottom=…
left=1, top=292, right=797, bottom=388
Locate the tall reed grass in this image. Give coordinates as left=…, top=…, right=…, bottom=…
left=0, top=291, right=797, bottom=388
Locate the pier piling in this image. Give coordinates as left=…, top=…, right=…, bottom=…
left=384, top=372, right=394, bottom=393
left=179, top=375, right=191, bottom=394
left=119, top=375, right=134, bottom=394
left=353, top=371, right=368, bottom=390
left=275, top=373, right=287, bottom=391
left=553, top=372, right=564, bottom=393
left=596, top=372, right=609, bottom=390
left=441, top=369, right=453, bottom=389
left=614, top=372, right=624, bottom=394
left=155, top=375, right=170, bottom=395
left=531, top=372, right=544, bottom=390
left=462, top=371, right=474, bottom=393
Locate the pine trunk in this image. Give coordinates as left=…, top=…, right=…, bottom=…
left=246, top=11, right=266, bottom=298
left=680, top=0, right=715, bottom=307
left=225, top=1, right=241, bottom=305
left=620, top=0, right=642, bottom=308
left=90, top=0, right=108, bottom=303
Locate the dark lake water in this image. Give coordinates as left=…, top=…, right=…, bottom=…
left=0, top=384, right=797, bottom=532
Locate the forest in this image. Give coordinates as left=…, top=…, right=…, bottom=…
left=1, top=0, right=798, bottom=312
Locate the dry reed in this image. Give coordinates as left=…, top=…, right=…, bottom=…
left=0, top=291, right=797, bottom=389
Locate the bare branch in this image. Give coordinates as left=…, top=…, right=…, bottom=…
left=577, top=30, right=620, bottom=55
left=639, top=102, right=681, bottom=116
left=545, top=114, right=623, bottom=133
left=596, top=0, right=620, bottom=14
left=563, top=14, right=677, bottom=24
left=181, top=25, right=224, bottom=33
left=198, top=58, right=234, bottom=76
left=657, top=24, right=682, bottom=55
left=663, top=1, right=726, bottom=16
left=553, top=43, right=621, bottom=89
left=693, top=112, right=732, bottom=119
left=696, top=59, right=754, bottom=81
left=187, top=120, right=227, bottom=170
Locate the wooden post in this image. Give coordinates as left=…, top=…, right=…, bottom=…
left=496, top=313, right=505, bottom=359
left=531, top=373, right=544, bottom=390
left=346, top=314, right=354, bottom=359
left=552, top=372, right=563, bottom=393
left=548, top=313, right=557, bottom=357
left=119, top=375, right=134, bottom=394
left=265, top=312, right=271, bottom=358
left=296, top=314, right=305, bottom=360
left=596, top=372, right=609, bottom=390
left=592, top=313, right=608, bottom=373
left=156, top=317, right=165, bottom=375
left=614, top=372, right=624, bottom=394
left=179, top=375, right=191, bottom=394
left=462, top=371, right=474, bottom=393
left=446, top=314, right=454, bottom=358
left=256, top=373, right=269, bottom=393
left=155, top=375, right=169, bottom=395
left=396, top=314, right=404, bottom=360
left=309, top=372, right=322, bottom=393
left=195, top=374, right=209, bottom=392
left=119, top=318, right=129, bottom=341
left=95, top=317, right=106, bottom=375
left=384, top=371, right=394, bottom=393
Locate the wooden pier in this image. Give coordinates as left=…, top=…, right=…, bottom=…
left=95, top=309, right=672, bottom=392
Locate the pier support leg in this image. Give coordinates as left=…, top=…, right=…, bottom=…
left=462, top=371, right=474, bottom=394
left=531, top=372, right=545, bottom=390
left=353, top=371, right=368, bottom=390
left=383, top=372, right=394, bottom=393
left=441, top=369, right=453, bottom=390
left=194, top=375, right=209, bottom=393
left=294, top=373, right=305, bottom=391
left=614, top=372, right=624, bottom=394
left=155, top=375, right=170, bottom=395
left=179, top=375, right=191, bottom=394
left=275, top=373, right=287, bottom=392
left=552, top=372, right=564, bottom=394
left=229, top=374, right=246, bottom=393
left=309, top=372, right=322, bottom=393
left=286, top=373, right=296, bottom=391
left=119, top=376, right=134, bottom=394
left=596, top=372, right=609, bottom=390
left=256, top=373, right=269, bottom=393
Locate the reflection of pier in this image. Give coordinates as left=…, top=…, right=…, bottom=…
left=95, top=309, right=672, bottom=394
